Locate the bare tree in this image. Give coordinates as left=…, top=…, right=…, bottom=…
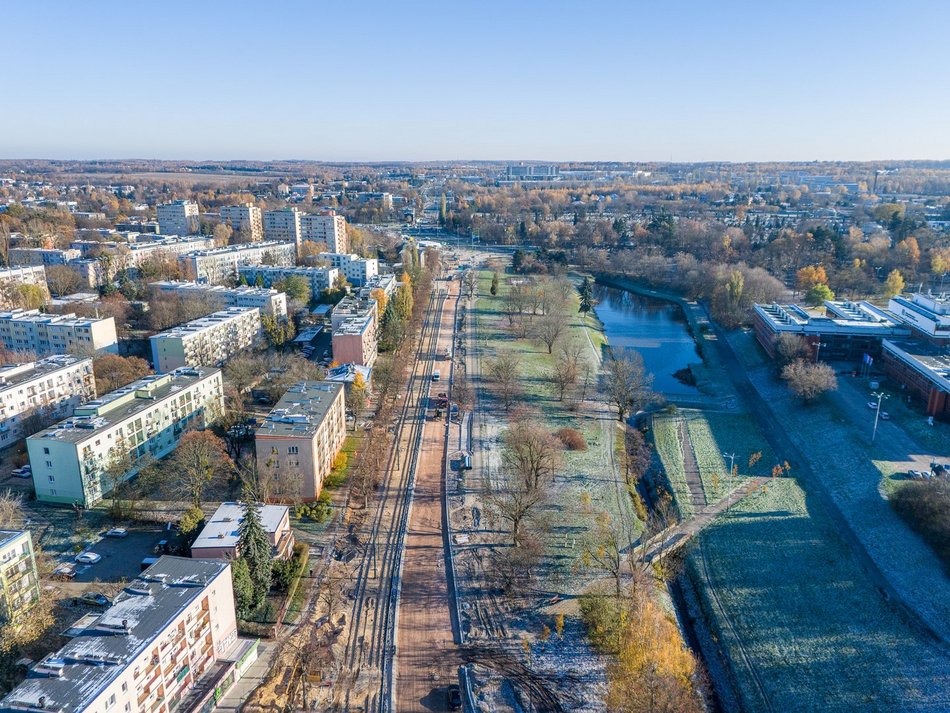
left=773, top=333, right=810, bottom=366
left=603, top=349, right=655, bottom=422
left=781, top=359, right=838, bottom=402
left=0, top=489, right=25, bottom=529
left=485, top=350, right=521, bottom=412
left=462, top=269, right=478, bottom=299
left=549, top=340, right=585, bottom=400
left=170, top=430, right=233, bottom=506
left=533, top=307, right=569, bottom=354
left=45, top=265, right=83, bottom=297
left=581, top=511, right=634, bottom=599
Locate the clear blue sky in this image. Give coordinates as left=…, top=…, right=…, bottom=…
left=3, top=0, right=949, bottom=162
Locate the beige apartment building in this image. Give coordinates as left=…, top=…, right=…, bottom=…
left=157, top=199, right=200, bottom=236
left=255, top=382, right=346, bottom=501
left=0, top=309, right=118, bottom=356
left=150, top=307, right=261, bottom=373
left=301, top=211, right=347, bottom=253
left=220, top=203, right=263, bottom=242
left=178, top=241, right=297, bottom=284
left=0, top=530, right=40, bottom=622
left=263, top=207, right=302, bottom=244
left=0, top=556, right=255, bottom=713
left=0, top=355, right=97, bottom=447
left=148, top=281, right=288, bottom=320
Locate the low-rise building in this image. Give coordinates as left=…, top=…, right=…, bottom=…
left=27, top=367, right=224, bottom=507
left=220, top=203, right=263, bottom=242
left=238, top=265, right=339, bottom=295
left=178, top=241, right=296, bottom=284
left=318, top=252, right=378, bottom=286
left=0, top=556, right=252, bottom=713
left=149, top=281, right=288, bottom=320
left=191, top=502, right=294, bottom=560
left=882, top=339, right=950, bottom=418
left=0, top=355, right=96, bottom=447
left=0, top=309, right=118, bottom=356
left=301, top=211, right=347, bottom=253
left=255, top=382, right=346, bottom=501
left=150, top=307, right=260, bottom=373
left=887, top=293, right=950, bottom=345
left=0, top=530, right=40, bottom=622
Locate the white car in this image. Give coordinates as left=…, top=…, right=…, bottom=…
left=105, top=528, right=128, bottom=538
left=880, top=412, right=890, bottom=421
left=867, top=401, right=878, bottom=409
left=75, top=552, right=102, bottom=564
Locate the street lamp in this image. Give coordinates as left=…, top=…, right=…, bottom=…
left=722, top=452, right=736, bottom=476
left=871, top=391, right=889, bottom=443
left=815, top=341, right=829, bottom=362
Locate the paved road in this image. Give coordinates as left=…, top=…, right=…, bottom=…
left=395, top=276, right=460, bottom=712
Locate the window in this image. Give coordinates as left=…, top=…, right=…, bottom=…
left=48, top=475, right=54, bottom=483
left=45, top=460, right=52, bottom=468
left=288, top=446, right=298, bottom=454
left=43, top=447, right=49, bottom=454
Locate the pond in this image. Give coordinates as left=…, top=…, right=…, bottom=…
left=593, top=283, right=701, bottom=396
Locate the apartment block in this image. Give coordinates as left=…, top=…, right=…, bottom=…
left=358, top=272, right=398, bottom=302
left=220, top=203, right=263, bottom=242
left=0, top=530, right=40, bottom=622
left=301, top=212, right=347, bottom=253
left=70, top=236, right=215, bottom=271
left=330, top=295, right=378, bottom=332
left=178, top=241, right=297, bottom=284
left=0, top=556, right=253, bottom=713
left=332, top=314, right=377, bottom=368
left=0, top=309, right=118, bottom=357
left=8, top=247, right=82, bottom=266
left=0, top=355, right=96, bottom=447
left=0, top=265, right=47, bottom=292
left=263, top=207, right=302, bottom=244
left=150, top=307, right=261, bottom=373
left=191, top=502, right=294, bottom=560
left=149, top=281, right=288, bottom=320
left=27, top=367, right=224, bottom=507
left=318, top=252, right=379, bottom=286
left=238, top=265, right=339, bottom=296
left=255, top=382, right=346, bottom=501
left=157, top=199, right=200, bottom=236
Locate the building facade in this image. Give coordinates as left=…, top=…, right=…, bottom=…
left=0, top=557, right=246, bottom=713
left=0, top=309, right=119, bottom=356
left=28, top=367, right=224, bottom=507
left=238, top=265, right=339, bottom=295
left=301, top=212, right=347, bottom=253
left=0, top=265, right=47, bottom=294
left=317, top=253, right=378, bottom=286
left=148, top=281, right=288, bottom=320
left=191, top=502, right=294, bottom=560
left=178, top=241, right=297, bottom=284
left=263, top=207, right=302, bottom=245
left=8, top=247, right=82, bottom=266
left=150, top=307, right=261, bottom=373
left=157, top=200, right=200, bottom=236
left=220, top=203, right=263, bottom=242
left=255, top=382, right=346, bottom=501
left=0, top=355, right=97, bottom=448
left=0, top=530, right=40, bottom=622
left=332, top=314, right=377, bottom=368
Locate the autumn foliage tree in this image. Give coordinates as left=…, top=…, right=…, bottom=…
left=93, top=354, right=151, bottom=394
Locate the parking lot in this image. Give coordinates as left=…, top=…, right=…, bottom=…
left=66, top=526, right=171, bottom=584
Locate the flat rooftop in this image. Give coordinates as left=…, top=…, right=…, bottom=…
left=184, top=240, right=292, bottom=257
left=0, top=529, right=28, bottom=549
left=0, top=355, right=90, bottom=391
left=150, top=307, right=258, bottom=340
left=149, top=281, right=279, bottom=298
left=256, top=381, right=343, bottom=438
left=884, top=339, right=950, bottom=391
left=28, top=367, right=219, bottom=445
left=754, top=301, right=911, bottom=336
left=192, top=502, right=288, bottom=550
left=0, top=557, right=228, bottom=713
left=0, top=309, right=110, bottom=328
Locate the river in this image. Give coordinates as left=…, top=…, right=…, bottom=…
left=592, top=283, right=701, bottom=397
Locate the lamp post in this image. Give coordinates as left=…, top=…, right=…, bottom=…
left=871, top=391, right=889, bottom=443
left=815, top=341, right=829, bottom=362
left=722, top=451, right=736, bottom=476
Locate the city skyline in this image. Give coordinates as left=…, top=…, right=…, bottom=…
left=3, top=0, right=949, bottom=162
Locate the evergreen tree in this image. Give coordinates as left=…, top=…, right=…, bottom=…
left=379, top=298, right=405, bottom=351
left=490, top=272, right=499, bottom=296
left=231, top=557, right=255, bottom=619
left=579, top=276, right=594, bottom=316
left=439, top=193, right=447, bottom=226
left=238, top=494, right=272, bottom=605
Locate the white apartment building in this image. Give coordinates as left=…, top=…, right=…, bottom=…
left=27, top=367, right=224, bottom=507
left=70, top=236, right=215, bottom=271
left=357, top=272, right=398, bottom=302
left=263, top=207, right=302, bottom=244
left=0, top=557, right=252, bottom=713
left=301, top=212, right=347, bottom=253
left=149, top=281, right=288, bottom=320
left=330, top=295, right=378, bottom=332
left=0, top=265, right=47, bottom=292
left=150, top=307, right=261, bottom=373
left=8, top=247, right=82, bottom=266
left=157, top=199, right=200, bottom=236
left=0, top=355, right=96, bottom=448
left=0, top=309, right=118, bottom=356
left=0, top=530, right=40, bottom=622
left=255, top=382, right=346, bottom=501
left=318, top=253, right=379, bottom=286
left=220, top=203, right=263, bottom=242
left=238, top=265, right=339, bottom=295
left=178, top=241, right=297, bottom=284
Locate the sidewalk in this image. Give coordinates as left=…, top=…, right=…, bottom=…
left=215, top=641, right=277, bottom=713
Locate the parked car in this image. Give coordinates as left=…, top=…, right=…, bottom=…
left=447, top=684, right=462, bottom=710
left=105, top=527, right=128, bottom=538
left=880, top=411, right=890, bottom=421
left=867, top=401, right=878, bottom=409
left=77, top=592, right=111, bottom=607
left=53, top=563, right=77, bottom=580
left=11, top=468, right=31, bottom=479
left=75, top=552, right=101, bottom=564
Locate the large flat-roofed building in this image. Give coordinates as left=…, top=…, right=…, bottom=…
left=0, top=309, right=118, bottom=356
left=358, top=273, right=397, bottom=301
left=301, top=212, right=347, bottom=253
left=317, top=253, right=378, bottom=286
left=191, top=502, right=294, bottom=560
left=178, top=241, right=296, bottom=284
left=0, top=556, right=249, bottom=713
left=0, top=355, right=96, bottom=448
left=150, top=307, right=260, bottom=373
left=8, top=247, right=82, bottom=266
left=882, top=339, right=950, bottom=418
left=0, top=265, right=47, bottom=293
left=505, top=164, right=560, bottom=181
left=887, top=293, right=950, bottom=345
left=220, top=203, right=263, bottom=242
left=148, top=281, right=288, bottom=320
left=27, top=367, right=224, bottom=507
left=263, top=207, right=302, bottom=244
left=238, top=265, right=339, bottom=295
left=752, top=301, right=911, bottom=360
left=330, top=295, right=378, bottom=332
left=0, top=530, right=40, bottom=622
left=332, top=314, right=377, bottom=368
left=255, top=382, right=346, bottom=502
left=70, top=236, right=215, bottom=271
left=157, top=199, right=200, bottom=236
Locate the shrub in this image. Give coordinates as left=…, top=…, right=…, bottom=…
left=890, top=478, right=950, bottom=572
left=556, top=427, right=587, bottom=451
